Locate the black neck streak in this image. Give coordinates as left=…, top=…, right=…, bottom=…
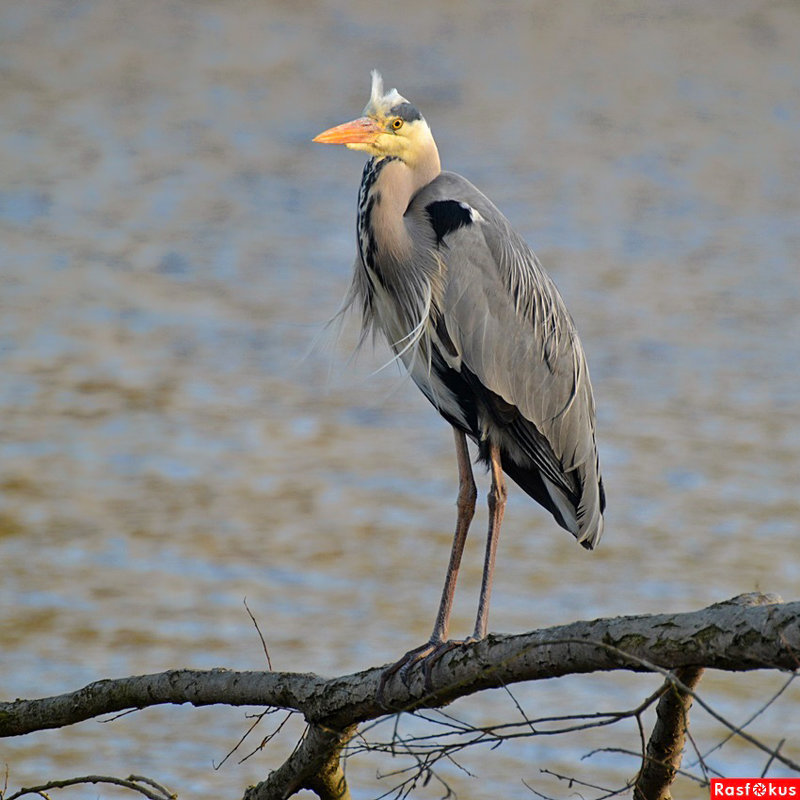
left=357, top=157, right=399, bottom=285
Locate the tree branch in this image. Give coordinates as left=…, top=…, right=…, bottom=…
left=634, top=665, right=705, bottom=800
left=2, top=592, right=795, bottom=740
left=2, top=594, right=796, bottom=799
left=243, top=723, right=355, bottom=800
left=3, top=774, right=176, bottom=800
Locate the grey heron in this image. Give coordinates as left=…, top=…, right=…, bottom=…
left=314, top=72, right=605, bottom=686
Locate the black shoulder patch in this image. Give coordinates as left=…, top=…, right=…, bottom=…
left=389, top=102, right=422, bottom=122
left=425, top=200, right=473, bottom=246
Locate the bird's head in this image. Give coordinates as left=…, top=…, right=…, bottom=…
left=314, top=71, right=434, bottom=167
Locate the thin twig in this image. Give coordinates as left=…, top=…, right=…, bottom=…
left=4, top=775, right=175, bottom=800
left=243, top=598, right=272, bottom=670
left=694, top=672, right=797, bottom=765
left=578, top=639, right=800, bottom=773
left=237, top=711, right=296, bottom=765
left=584, top=747, right=709, bottom=786
left=215, top=709, right=270, bottom=769
left=762, top=739, right=786, bottom=778
left=500, top=680, right=537, bottom=733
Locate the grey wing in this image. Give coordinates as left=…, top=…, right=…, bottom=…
left=409, top=172, right=605, bottom=547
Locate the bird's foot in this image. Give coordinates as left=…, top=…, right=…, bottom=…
left=377, top=637, right=476, bottom=706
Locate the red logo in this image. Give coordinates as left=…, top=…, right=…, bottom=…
left=711, top=779, right=800, bottom=798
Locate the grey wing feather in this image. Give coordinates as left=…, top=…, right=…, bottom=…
left=409, top=172, right=605, bottom=547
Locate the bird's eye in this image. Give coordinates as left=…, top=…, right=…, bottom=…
left=391, top=118, right=404, bottom=131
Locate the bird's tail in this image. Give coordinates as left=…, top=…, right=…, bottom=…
left=503, top=457, right=605, bottom=550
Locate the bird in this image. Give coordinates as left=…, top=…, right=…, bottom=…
left=314, top=71, right=605, bottom=688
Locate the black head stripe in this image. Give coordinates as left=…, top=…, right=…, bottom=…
left=389, top=102, right=422, bottom=122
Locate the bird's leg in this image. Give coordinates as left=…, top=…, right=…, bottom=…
left=416, top=444, right=507, bottom=688
left=377, top=429, right=476, bottom=702
left=473, top=442, right=506, bottom=640
left=430, top=429, right=477, bottom=643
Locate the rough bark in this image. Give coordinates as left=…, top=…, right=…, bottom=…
left=1, top=593, right=796, bottom=800
left=633, top=666, right=705, bottom=800
left=244, top=723, right=355, bottom=800
left=2, top=592, right=794, bottom=739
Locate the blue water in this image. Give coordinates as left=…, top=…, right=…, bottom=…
left=1, top=2, right=799, bottom=798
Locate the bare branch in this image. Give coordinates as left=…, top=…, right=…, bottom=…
left=244, top=599, right=273, bottom=671
left=242, top=722, right=355, bottom=800
left=2, top=774, right=175, bottom=800
left=1, top=594, right=797, bottom=800
left=762, top=739, right=787, bottom=778
left=694, top=672, right=797, bottom=765
left=633, top=665, right=705, bottom=800
left=236, top=711, right=296, bottom=766
left=2, top=594, right=796, bottom=741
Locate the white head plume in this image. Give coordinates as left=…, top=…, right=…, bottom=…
left=364, top=70, right=408, bottom=117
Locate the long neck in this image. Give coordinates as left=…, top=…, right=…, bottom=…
left=357, top=145, right=441, bottom=274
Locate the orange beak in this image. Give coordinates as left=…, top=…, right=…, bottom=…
left=313, top=116, right=382, bottom=145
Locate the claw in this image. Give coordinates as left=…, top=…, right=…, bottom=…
left=421, top=640, right=461, bottom=689
left=397, top=642, right=438, bottom=686
left=377, top=638, right=474, bottom=706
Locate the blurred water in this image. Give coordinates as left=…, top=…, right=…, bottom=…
left=1, top=2, right=799, bottom=798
